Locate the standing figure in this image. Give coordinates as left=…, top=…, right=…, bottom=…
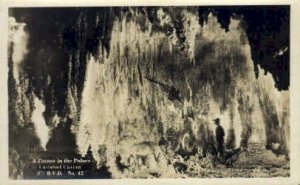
left=213, top=118, right=225, bottom=158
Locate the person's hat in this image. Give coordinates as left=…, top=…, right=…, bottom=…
left=213, top=118, right=220, bottom=123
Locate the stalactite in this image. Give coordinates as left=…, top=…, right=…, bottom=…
left=237, top=91, right=254, bottom=149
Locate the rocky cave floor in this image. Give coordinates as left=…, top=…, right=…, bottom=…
left=125, top=143, right=289, bottom=178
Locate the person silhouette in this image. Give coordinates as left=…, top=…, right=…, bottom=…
left=213, top=118, right=225, bottom=158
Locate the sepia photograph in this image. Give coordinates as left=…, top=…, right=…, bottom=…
left=1, top=1, right=300, bottom=184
